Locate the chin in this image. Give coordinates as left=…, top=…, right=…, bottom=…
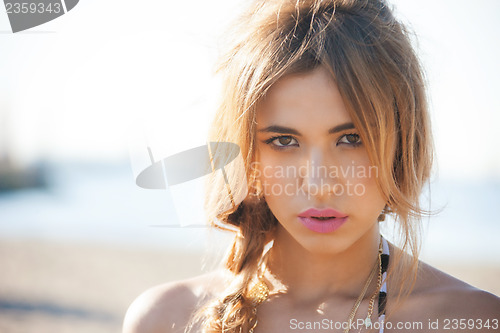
left=276, top=225, right=351, bottom=255
left=304, top=234, right=356, bottom=254
left=302, top=242, right=348, bottom=256
left=274, top=216, right=380, bottom=257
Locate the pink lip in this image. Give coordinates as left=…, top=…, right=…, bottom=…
left=298, top=208, right=348, bottom=234
left=298, top=208, right=348, bottom=218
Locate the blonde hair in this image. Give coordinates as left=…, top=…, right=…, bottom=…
left=197, top=0, right=434, bottom=331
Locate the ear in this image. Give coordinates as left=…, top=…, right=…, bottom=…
left=377, top=204, right=391, bottom=222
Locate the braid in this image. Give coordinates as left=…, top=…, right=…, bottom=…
left=200, top=200, right=277, bottom=333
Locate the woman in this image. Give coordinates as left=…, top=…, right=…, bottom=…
left=124, top=0, right=500, bottom=332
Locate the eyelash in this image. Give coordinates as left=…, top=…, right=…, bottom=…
left=264, top=133, right=362, bottom=150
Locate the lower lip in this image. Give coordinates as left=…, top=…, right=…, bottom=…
left=298, top=216, right=348, bottom=234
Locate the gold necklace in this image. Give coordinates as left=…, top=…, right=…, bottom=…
left=247, top=239, right=383, bottom=333
left=346, top=241, right=383, bottom=333
left=344, top=259, right=378, bottom=333
left=363, top=248, right=383, bottom=330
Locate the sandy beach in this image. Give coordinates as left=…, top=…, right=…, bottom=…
left=0, top=239, right=211, bottom=333
left=0, top=239, right=498, bottom=333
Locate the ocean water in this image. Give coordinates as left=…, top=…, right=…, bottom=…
left=0, top=162, right=499, bottom=264
left=0, top=161, right=232, bottom=253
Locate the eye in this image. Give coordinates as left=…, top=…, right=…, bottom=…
left=264, top=135, right=299, bottom=148
left=337, top=133, right=362, bottom=146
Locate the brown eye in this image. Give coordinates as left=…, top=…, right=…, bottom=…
left=338, top=133, right=362, bottom=146
left=264, top=135, right=298, bottom=148
left=277, top=136, right=293, bottom=146
left=345, top=134, right=360, bottom=143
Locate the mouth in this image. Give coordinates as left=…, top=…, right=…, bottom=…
left=297, top=208, right=348, bottom=233
left=298, top=207, right=348, bottom=219
left=297, top=216, right=348, bottom=233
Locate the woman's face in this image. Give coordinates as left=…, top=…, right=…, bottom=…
left=255, top=66, right=386, bottom=255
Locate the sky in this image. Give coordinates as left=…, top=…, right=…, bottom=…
left=0, top=0, right=499, bottom=181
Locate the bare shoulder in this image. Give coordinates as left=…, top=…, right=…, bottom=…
left=415, top=261, right=500, bottom=316
left=391, top=261, right=500, bottom=332
left=122, top=269, right=228, bottom=333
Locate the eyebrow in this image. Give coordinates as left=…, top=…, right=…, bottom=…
left=257, top=122, right=356, bottom=135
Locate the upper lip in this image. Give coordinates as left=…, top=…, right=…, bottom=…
left=298, top=208, right=347, bottom=218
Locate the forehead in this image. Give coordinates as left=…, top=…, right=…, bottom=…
left=256, top=67, right=352, bottom=128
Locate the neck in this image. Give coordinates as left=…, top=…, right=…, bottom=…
left=266, top=225, right=380, bottom=304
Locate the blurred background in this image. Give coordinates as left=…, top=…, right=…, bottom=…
left=0, top=0, right=499, bottom=332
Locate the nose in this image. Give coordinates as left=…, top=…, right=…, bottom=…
left=299, top=148, right=339, bottom=200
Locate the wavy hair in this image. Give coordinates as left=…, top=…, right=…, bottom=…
left=195, top=0, right=434, bottom=331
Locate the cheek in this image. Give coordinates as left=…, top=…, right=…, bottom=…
left=343, top=158, right=386, bottom=212
left=258, top=155, right=298, bottom=199
left=254, top=157, right=295, bottom=223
